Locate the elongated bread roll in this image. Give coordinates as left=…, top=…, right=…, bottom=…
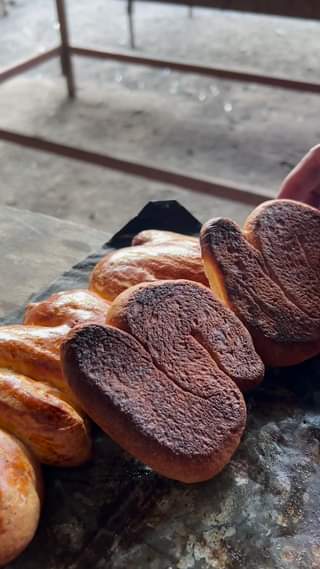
left=0, top=324, right=67, bottom=392
left=0, top=368, right=91, bottom=466
left=90, top=239, right=208, bottom=301
left=24, top=289, right=110, bottom=328
left=0, top=429, right=42, bottom=567
left=62, top=281, right=264, bottom=483
left=201, top=199, right=320, bottom=366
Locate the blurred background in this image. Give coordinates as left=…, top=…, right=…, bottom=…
left=0, top=0, right=319, bottom=232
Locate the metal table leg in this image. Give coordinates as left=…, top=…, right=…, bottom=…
left=127, top=0, right=135, bottom=49
left=55, top=0, right=75, bottom=98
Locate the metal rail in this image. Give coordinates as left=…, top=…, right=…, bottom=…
left=70, top=46, right=320, bottom=94
left=0, top=47, right=60, bottom=84
left=0, top=128, right=271, bottom=205
left=0, top=0, right=318, bottom=205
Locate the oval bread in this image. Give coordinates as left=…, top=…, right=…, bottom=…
left=62, top=281, right=264, bottom=483
left=201, top=199, right=320, bottom=366
left=24, top=289, right=110, bottom=328
left=0, top=429, right=42, bottom=567
left=0, top=368, right=91, bottom=466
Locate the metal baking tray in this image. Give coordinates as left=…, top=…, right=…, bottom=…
left=5, top=201, right=320, bottom=569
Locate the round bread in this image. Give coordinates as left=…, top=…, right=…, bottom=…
left=201, top=200, right=320, bottom=366
left=0, top=429, right=42, bottom=566
left=62, top=281, right=264, bottom=483
left=24, top=289, right=110, bottom=328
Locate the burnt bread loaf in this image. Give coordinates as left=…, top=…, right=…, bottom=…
left=0, top=429, right=42, bottom=567
left=24, top=289, right=110, bottom=327
left=89, top=237, right=208, bottom=301
left=201, top=199, right=320, bottom=366
left=243, top=199, right=320, bottom=317
left=61, top=280, right=264, bottom=483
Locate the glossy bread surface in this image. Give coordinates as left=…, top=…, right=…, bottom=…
left=0, top=430, right=42, bottom=567
left=0, top=368, right=91, bottom=466
left=24, top=289, right=110, bottom=327
left=90, top=239, right=208, bottom=301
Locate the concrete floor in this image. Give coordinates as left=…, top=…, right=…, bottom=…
left=0, top=1, right=319, bottom=233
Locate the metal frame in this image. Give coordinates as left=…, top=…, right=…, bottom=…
left=0, top=0, right=319, bottom=205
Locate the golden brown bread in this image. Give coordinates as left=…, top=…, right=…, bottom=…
left=201, top=199, right=320, bottom=366
left=90, top=239, right=208, bottom=301
left=0, top=429, right=42, bottom=567
left=0, top=368, right=91, bottom=466
left=0, top=323, right=92, bottom=466
left=132, top=229, right=198, bottom=246
left=0, top=289, right=105, bottom=563
left=62, top=280, right=264, bottom=483
left=24, top=289, right=110, bottom=327
left=0, top=324, right=67, bottom=392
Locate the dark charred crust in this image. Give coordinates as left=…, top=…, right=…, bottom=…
left=201, top=201, right=320, bottom=366
left=62, top=281, right=263, bottom=482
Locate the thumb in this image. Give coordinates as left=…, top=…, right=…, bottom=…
left=278, top=145, right=320, bottom=208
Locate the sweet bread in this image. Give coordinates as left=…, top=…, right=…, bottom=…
left=62, top=280, right=264, bottom=483
left=0, top=287, right=110, bottom=563
left=0, top=429, right=42, bottom=566
left=132, top=229, right=198, bottom=246
left=24, top=289, right=110, bottom=327
left=0, top=324, right=68, bottom=392
left=90, top=238, right=208, bottom=301
left=0, top=368, right=90, bottom=466
left=201, top=199, right=320, bottom=366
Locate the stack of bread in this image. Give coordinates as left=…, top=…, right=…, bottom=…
left=0, top=290, right=110, bottom=566
left=1, top=199, right=319, bottom=566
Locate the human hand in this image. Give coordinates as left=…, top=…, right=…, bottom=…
left=278, top=145, right=320, bottom=208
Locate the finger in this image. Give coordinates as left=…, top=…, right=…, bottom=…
left=278, top=145, right=320, bottom=207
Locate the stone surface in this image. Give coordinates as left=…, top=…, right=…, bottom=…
left=0, top=206, right=108, bottom=319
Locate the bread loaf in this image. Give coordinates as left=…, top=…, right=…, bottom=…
left=90, top=239, right=208, bottom=301
left=132, top=229, right=198, bottom=246
left=0, top=289, right=107, bottom=563
left=0, top=368, right=91, bottom=466
left=0, top=324, right=67, bottom=392
left=62, top=280, right=264, bottom=483
left=24, top=289, right=110, bottom=327
left=201, top=199, right=320, bottom=366
left=0, top=429, right=42, bottom=567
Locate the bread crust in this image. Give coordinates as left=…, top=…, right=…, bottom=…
left=201, top=200, right=320, bottom=366
left=0, top=368, right=91, bottom=466
left=0, top=429, right=42, bottom=567
left=24, top=289, right=110, bottom=328
left=0, top=324, right=67, bottom=391
left=132, top=229, right=198, bottom=246
left=90, top=240, right=208, bottom=301
left=62, top=281, right=264, bottom=483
